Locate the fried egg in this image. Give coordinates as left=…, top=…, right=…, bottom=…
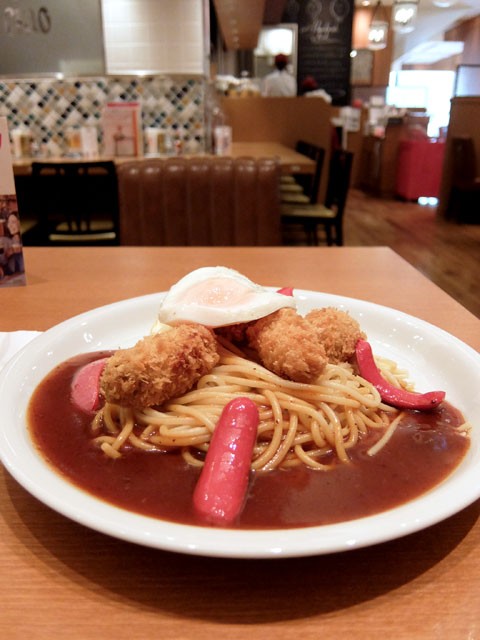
left=155, top=266, right=296, bottom=328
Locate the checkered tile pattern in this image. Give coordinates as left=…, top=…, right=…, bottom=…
left=0, top=75, right=205, bottom=156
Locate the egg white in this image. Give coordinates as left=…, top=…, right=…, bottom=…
left=156, top=266, right=296, bottom=327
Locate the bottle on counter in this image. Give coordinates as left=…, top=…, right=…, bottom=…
left=11, top=128, right=33, bottom=158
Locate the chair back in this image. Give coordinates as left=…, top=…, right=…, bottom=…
left=451, top=136, right=478, bottom=189
left=296, top=140, right=312, bottom=156
left=295, top=140, right=325, bottom=203
left=117, top=156, right=281, bottom=246
left=30, top=161, right=119, bottom=245
left=324, top=149, right=354, bottom=216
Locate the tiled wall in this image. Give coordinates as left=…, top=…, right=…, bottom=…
left=102, top=0, right=206, bottom=75
left=0, top=0, right=208, bottom=156
left=0, top=75, right=206, bottom=156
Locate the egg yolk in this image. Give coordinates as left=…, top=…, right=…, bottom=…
left=179, top=277, right=257, bottom=307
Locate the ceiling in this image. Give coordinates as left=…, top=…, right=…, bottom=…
left=212, top=0, right=480, bottom=65
left=211, top=0, right=267, bottom=50
left=386, top=0, right=480, bottom=65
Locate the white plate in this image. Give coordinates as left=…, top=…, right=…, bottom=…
left=0, top=290, right=479, bottom=558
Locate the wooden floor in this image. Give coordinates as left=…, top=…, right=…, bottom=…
left=284, top=188, right=480, bottom=319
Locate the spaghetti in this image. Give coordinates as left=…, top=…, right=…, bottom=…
left=91, top=342, right=408, bottom=471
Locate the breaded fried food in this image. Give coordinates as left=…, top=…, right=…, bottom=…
left=305, top=307, right=366, bottom=364
left=246, top=308, right=328, bottom=383
left=215, top=321, right=253, bottom=345
left=100, top=323, right=219, bottom=409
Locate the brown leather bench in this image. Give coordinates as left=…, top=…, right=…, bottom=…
left=117, top=156, right=281, bottom=245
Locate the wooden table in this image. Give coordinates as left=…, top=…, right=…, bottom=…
left=1, top=246, right=479, bottom=639
left=230, top=142, right=315, bottom=174
left=12, top=143, right=315, bottom=178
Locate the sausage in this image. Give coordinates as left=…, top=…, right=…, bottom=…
left=71, top=357, right=108, bottom=413
left=193, top=397, right=259, bottom=526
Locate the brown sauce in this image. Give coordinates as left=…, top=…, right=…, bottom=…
left=28, top=352, right=470, bottom=529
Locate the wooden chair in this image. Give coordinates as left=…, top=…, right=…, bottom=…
left=117, top=156, right=281, bottom=246
left=447, top=136, right=480, bottom=223
left=281, top=149, right=354, bottom=246
left=280, top=140, right=312, bottom=185
left=26, top=161, right=119, bottom=245
left=280, top=141, right=325, bottom=205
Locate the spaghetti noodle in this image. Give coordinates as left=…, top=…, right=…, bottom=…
left=92, top=341, right=408, bottom=471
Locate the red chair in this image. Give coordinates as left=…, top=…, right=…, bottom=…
left=395, top=139, right=445, bottom=200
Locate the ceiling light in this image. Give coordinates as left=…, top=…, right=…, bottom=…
left=368, top=1, right=389, bottom=50
left=393, top=0, right=418, bottom=33
left=432, top=0, right=457, bottom=6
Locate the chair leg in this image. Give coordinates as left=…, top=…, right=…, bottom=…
left=304, top=222, right=319, bottom=246
left=303, top=222, right=310, bottom=245
left=325, top=223, right=333, bottom=246
left=335, top=222, right=343, bottom=246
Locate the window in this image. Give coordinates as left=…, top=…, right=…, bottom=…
left=387, top=70, right=455, bottom=137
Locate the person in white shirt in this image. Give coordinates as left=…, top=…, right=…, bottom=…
left=262, top=54, right=297, bottom=97
left=300, top=75, right=332, bottom=103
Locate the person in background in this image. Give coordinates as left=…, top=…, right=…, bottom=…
left=300, top=76, right=332, bottom=103
left=262, top=54, right=297, bottom=97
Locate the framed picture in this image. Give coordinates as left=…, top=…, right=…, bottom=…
left=351, top=48, right=374, bottom=86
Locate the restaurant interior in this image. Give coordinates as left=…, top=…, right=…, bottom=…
left=1, top=3, right=480, bottom=638
left=1, top=0, right=479, bottom=316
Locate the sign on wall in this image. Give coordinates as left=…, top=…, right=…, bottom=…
left=283, top=0, right=354, bottom=106
left=0, top=0, right=105, bottom=76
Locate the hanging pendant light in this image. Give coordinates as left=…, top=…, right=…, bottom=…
left=368, top=1, right=389, bottom=51
left=393, top=0, right=419, bottom=33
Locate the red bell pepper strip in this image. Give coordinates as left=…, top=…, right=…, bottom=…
left=71, top=357, right=109, bottom=413
left=355, top=339, right=445, bottom=411
left=277, top=286, right=294, bottom=296
left=193, top=397, right=259, bottom=526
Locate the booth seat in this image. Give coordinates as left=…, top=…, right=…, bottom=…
left=117, top=156, right=281, bottom=246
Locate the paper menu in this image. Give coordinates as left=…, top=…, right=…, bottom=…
left=102, top=102, right=142, bottom=157
left=0, top=117, right=26, bottom=287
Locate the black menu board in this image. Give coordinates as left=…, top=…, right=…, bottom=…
left=283, top=0, right=354, bottom=105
